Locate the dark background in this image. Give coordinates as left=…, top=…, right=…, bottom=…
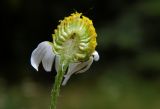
left=1, top=0, right=160, bottom=109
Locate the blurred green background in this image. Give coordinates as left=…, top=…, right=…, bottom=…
left=1, top=0, right=160, bottom=109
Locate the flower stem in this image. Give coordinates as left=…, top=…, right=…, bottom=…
left=50, top=60, right=68, bottom=109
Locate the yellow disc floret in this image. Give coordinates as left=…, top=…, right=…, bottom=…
left=52, top=12, right=97, bottom=62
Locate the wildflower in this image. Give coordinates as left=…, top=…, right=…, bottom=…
left=30, top=12, right=99, bottom=109
left=31, top=12, right=99, bottom=85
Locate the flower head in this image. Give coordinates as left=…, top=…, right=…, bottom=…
left=52, top=12, right=97, bottom=62
left=31, top=12, right=99, bottom=85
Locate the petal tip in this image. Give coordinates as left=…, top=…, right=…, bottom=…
left=44, top=68, right=51, bottom=72
left=31, top=59, right=39, bottom=71
left=32, top=63, right=39, bottom=71
left=93, top=51, right=99, bottom=61
left=62, top=75, right=71, bottom=86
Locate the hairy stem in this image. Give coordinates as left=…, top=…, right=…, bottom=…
left=50, top=60, right=68, bottom=109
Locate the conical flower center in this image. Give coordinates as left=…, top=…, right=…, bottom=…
left=52, top=12, right=97, bottom=62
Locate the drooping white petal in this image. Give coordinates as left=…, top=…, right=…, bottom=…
left=66, top=63, right=81, bottom=75
left=42, top=44, right=55, bottom=72
left=31, top=41, right=55, bottom=71
left=62, top=58, right=93, bottom=85
left=76, top=57, right=93, bottom=74
left=92, top=51, right=99, bottom=61
left=62, top=62, right=81, bottom=86
left=62, top=75, right=72, bottom=86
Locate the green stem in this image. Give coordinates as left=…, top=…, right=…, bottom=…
left=50, top=60, right=69, bottom=109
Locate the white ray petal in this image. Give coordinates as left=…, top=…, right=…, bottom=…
left=31, top=41, right=55, bottom=71
left=62, top=58, right=93, bottom=85
left=42, top=44, right=55, bottom=72
left=62, top=75, right=72, bottom=86
left=62, top=62, right=81, bottom=86
left=66, top=63, right=81, bottom=75
left=76, top=57, right=93, bottom=74
left=92, top=51, right=99, bottom=61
